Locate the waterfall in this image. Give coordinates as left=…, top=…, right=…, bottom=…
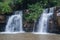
left=5, top=11, right=24, bottom=33
left=33, top=7, right=54, bottom=34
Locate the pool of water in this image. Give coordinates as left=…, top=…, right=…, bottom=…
left=0, top=33, right=59, bottom=40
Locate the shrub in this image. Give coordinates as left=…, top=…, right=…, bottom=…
left=0, top=2, right=12, bottom=14
left=24, top=3, right=43, bottom=22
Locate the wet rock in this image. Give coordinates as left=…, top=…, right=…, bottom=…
left=54, top=6, right=60, bottom=27
left=52, top=6, right=60, bottom=33
left=0, top=23, right=6, bottom=32
left=23, top=20, right=34, bottom=32
left=48, top=17, right=53, bottom=32
left=0, top=15, right=6, bottom=23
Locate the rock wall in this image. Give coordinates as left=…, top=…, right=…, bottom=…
left=48, top=7, right=60, bottom=33
left=51, top=6, right=60, bottom=33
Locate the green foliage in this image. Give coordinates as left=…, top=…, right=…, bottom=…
left=0, top=2, right=12, bottom=14
left=41, top=0, right=57, bottom=8
left=0, top=0, right=60, bottom=14
left=24, top=3, right=43, bottom=21
left=14, top=0, right=23, bottom=4
left=4, top=0, right=22, bottom=4
left=6, top=0, right=23, bottom=5
left=56, top=0, right=60, bottom=6
left=0, top=0, right=23, bottom=14
left=0, top=0, right=3, bottom=2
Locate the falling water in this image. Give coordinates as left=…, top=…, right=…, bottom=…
left=5, top=11, right=24, bottom=33
left=33, top=7, right=54, bottom=34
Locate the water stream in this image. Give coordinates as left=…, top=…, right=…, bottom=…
left=33, top=7, right=54, bottom=34
left=5, top=11, right=24, bottom=33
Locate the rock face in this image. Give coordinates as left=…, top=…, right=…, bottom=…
left=54, top=6, right=60, bottom=27
left=23, top=20, right=34, bottom=32
left=0, top=15, right=6, bottom=32
left=0, top=15, right=6, bottom=23
left=55, top=7, right=60, bottom=33
left=52, top=6, right=60, bottom=33
left=48, top=16, right=54, bottom=33
left=48, top=7, right=60, bottom=33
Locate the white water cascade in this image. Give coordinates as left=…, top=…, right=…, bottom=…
left=3, top=11, right=25, bottom=34
left=33, top=7, right=54, bottom=34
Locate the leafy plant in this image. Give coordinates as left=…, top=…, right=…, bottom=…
left=56, top=0, right=60, bottom=6
left=15, top=0, right=23, bottom=4
left=0, top=2, right=12, bottom=14
left=24, top=3, right=43, bottom=22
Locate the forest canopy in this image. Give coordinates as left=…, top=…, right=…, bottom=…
left=0, top=0, right=60, bottom=21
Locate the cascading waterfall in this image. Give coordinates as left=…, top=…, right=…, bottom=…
left=5, top=11, right=24, bottom=33
left=33, top=7, right=54, bottom=34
